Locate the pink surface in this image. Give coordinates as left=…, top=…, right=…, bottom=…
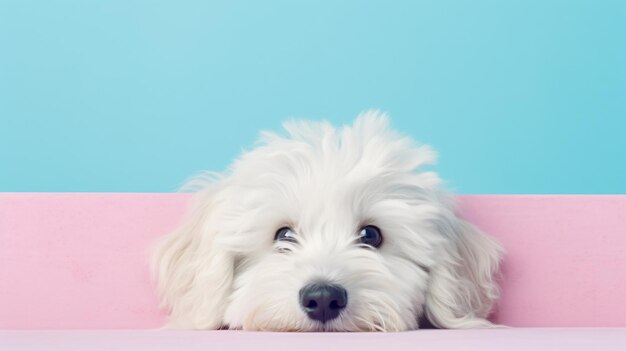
left=1, top=193, right=626, bottom=329
left=2, top=329, right=626, bottom=351
left=0, top=193, right=189, bottom=329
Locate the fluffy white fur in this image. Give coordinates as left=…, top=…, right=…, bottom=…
left=151, top=111, right=503, bottom=331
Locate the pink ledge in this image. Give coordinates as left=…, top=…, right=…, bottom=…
left=2, top=329, right=626, bottom=351
left=1, top=193, right=625, bottom=329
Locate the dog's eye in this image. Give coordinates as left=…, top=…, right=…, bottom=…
left=274, top=227, right=297, bottom=242
left=358, top=225, right=383, bottom=248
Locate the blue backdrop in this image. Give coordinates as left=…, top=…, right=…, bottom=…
left=1, top=1, right=625, bottom=193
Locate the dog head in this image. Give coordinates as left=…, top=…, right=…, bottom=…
left=152, top=111, right=502, bottom=331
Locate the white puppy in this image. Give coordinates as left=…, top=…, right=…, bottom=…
left=152, top=111, right=503, bottom=331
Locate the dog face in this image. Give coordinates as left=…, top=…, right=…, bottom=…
left=152, top=111, right=502, bottom=331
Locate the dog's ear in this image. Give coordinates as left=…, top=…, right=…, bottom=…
left=151, top=185, right=233, bottom=329
left=423, top=216, right=503, bottom=328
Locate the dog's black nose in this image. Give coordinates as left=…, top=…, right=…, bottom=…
left=299, top=282, right=348, bottom=323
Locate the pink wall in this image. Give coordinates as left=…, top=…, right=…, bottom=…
left=1, top=193, right=625, bottom=329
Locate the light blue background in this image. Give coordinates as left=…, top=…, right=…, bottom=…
left=1, top=1, right=625, bottom=193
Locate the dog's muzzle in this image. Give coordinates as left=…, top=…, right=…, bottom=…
left=299, top=282, right=348, bottom=323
